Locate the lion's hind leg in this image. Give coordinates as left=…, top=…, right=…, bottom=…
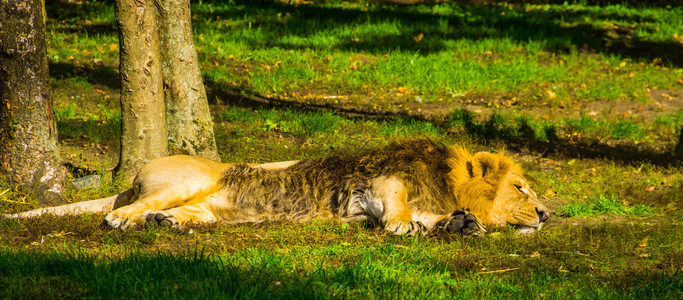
left=105, top=184, right=213, bottom=229
left=142, top=202, right=218, bottom=229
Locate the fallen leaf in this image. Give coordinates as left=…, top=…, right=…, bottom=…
left=543, top=189, right=558, bottom=197
left=546, top=89, right=556, bottom=98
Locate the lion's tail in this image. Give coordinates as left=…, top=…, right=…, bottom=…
left=2, top=188, right=136, bottom=219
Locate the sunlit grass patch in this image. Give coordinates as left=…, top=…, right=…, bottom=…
left=611, top=120, right=644, bottom=139
left=558, top=194, right=653, bottom=218
left=193, top=0, right=682, bottom=105
left=566, top=115, right=645, bottom=140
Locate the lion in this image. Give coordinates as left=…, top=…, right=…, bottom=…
left=4, top=139, right=549, bottom=236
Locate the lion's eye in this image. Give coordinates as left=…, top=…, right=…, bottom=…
left=514, top=184, right=523, bottom=193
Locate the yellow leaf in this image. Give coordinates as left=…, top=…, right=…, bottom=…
left=413, top=33, right=424, bottom=43
left=526, top=251, right=541, bottom=258
left=546, top=89, right=556, bottom=99
left=543, top=189, right=558, bottom=198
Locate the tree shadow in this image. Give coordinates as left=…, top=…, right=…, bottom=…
left=199, top=1, right=681, bottom=166
left=446, top=108, right=681, bottom=167
left=50, top=61, right=120, bottom=90
left=46, top=0, right=118, bottom=35
left=207, top=79, right=680, bottom=167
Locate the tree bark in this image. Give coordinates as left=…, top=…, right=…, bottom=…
left=0, top=0, right=67, bottom=202
left=115, top=0, right=168, bottom=179
left=157, top=0, right=219, bottom=160
left=675, top=126, right=683, bottom=159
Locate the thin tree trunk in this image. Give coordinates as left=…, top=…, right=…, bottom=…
left=115, top=0, right=168, bottom=179
left=0, top=0, right=67, bottom=202
left=157, top=0, right=219, bottom=161
left=675, top=127, right=683, bottom=159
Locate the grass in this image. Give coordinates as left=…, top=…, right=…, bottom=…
left=42, top=0, right=683, bottom=151
left=191, top=0, right=683, bottom=104
left=0, top=0, right=681, bottom=298
left=557, top=194, right=653, bottom=217
left=0, top=217, right=680, bottom=299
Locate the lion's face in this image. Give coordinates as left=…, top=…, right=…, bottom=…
left=451, top=151, right=550, bottom=234
left=489, top=173, right=549, bottom=234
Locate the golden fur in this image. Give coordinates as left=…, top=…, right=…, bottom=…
left=5, top=139, right=549, bottom=236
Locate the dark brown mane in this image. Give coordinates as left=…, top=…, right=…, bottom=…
left=219, top=139, right=460, bottom=220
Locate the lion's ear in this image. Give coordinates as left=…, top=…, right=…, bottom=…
left=468, top=152, right=500, bottom=179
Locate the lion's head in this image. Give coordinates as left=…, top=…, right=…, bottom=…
left=449, top=149, right=550, bottom=234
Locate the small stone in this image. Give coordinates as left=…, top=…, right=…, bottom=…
left=72, top=175, right=101, bottom=190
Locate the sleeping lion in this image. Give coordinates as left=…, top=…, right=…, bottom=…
left=5, top=139, right=549, bottom=236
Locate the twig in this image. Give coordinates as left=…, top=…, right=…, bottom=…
left=0, top=193, right=30, bottom=205
left=478, top=267, right=520, bottom=275
left=0, top=188, right=9, bottom=198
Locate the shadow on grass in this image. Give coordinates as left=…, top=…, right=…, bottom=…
left=445, top=108, right=682, bottom=167
left=0, top=238, right=679, bottom=298
left=50, top=62, right=120, bottom=90
left=0, top=250, right=315, bottom=298
left=198, top=0, right=683, bottom=67
left=45, top=0, right=117, bottom=35
left=207, top=81, right=680, bottom=167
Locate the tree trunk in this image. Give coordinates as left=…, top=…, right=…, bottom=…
left=0, top=0, right=67, bottom=203
left=115, top=0, right=168, bottom=179
left=157, top=0, right=219, bottom=161
left=675, top=127, right=683, bottom=159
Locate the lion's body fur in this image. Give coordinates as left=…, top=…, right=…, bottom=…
left=219, top=140, right=460, bottom=223
left=5, top=139, right=549, bottom=236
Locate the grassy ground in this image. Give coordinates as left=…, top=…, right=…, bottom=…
left=1, top=0, right=681, bottom=298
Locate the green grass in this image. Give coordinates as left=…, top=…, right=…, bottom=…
left=558, top=194, right=653, bottom=218
left=55, top=103, right=120, bottom=146
left=1, top=0, right=682, bottom=299
left=191, top=0, right=682, bottom=104
left=214, top=106, right=449, bottom=163
left=0, top=219, right=680, bottom=299
left=42, top=0, right=683, bottom=150
left=44, top=0, right=683, bottom=106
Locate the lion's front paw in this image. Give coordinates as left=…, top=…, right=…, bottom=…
left=143, top=210, right=181, bottom=229
left=385, top=220, right=427, bottom=236
left=443, top=210, right=486, bottom=237
left=104, top=212, right=135, bottom=230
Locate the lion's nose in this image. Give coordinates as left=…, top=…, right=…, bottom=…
left=537, top=208, right=550, bottom=222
